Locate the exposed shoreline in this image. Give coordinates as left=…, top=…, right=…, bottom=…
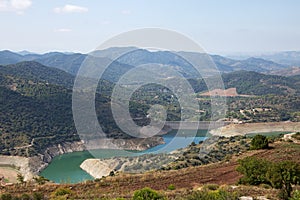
left=80, top=159, right=120, bottom=179
left=210, top=121, right=300, bottom=137
left=0, top=141, right=86, bottom=181
left=2, top=121, right=300, bottom=182
left=80, top=121, right=300, bottom=179
left=0, top=136, right=165, bottom=182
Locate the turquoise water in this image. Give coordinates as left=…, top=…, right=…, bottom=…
left=40, top=129, right=208, bottom=183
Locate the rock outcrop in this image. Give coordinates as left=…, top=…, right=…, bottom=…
left=84, top=137, right=165, bottom=151
left=41, top=141, right=86, bottom=163
left=80, top=159, right=118, bottom=178
left=0, top=136, right=166, bottom=181
left=0, top=141, right=86, bottom=181
left=0, top=156, right=32, bottom=180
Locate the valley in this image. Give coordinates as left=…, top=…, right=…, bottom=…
left=0, top=48, right=299, bottom=199
left=2, top=1, right=300, bottom=199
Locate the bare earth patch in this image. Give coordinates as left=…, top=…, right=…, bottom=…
left=200, top=88, right=239, bottom=97
left=211, top=121, right=300, bottom=137
left=0, top=167, right=19, bottom=184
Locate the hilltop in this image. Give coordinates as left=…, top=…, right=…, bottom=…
left=0, top=48, right=296, bottom=78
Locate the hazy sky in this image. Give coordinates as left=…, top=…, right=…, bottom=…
left=1, top=0, right=300, bottom=54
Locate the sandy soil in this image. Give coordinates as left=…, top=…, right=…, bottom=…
left=0, top=167, right=19, bottom=184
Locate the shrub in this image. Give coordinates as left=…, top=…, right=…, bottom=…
left=0, top=194, right=12, bottom=200
left=167, top=184, right=175, bottom=190
left=290, top=190, right=300, bottom=200
left=250, top=134, right=269, bottom=150
left=260, top=183, right=272, bottom=189
left=292, top=132, right=300, bottom=140
left=266, top=161, right=300, bottom=199
left=16, top=173, right=25, bottom=184
left=190, top=142, right=196, bottom=146
left=224, top=155, right=232, bottom=162
left=20, top=194, right=30, bottom=200
left=109, top=170, right=115, bottom=176
left=203, top=184, right=219, bottom=191
left=32, top=192, right=44, bottom=200
left=132, top=187, right=165, bottom=200
left=51, top=187, right=72, bottom=199
left=237, top=157, right=300, bottom=199
left=33, top=176, right=49, bottom=185
left=237, top=157, right=270, bottom=185
left=185, top=189, right=238, bottom=200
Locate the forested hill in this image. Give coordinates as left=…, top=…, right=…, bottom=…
left=188, top=71, right=300, bottom=96
left=221, top=71, right=300, bottom=96
left=0, top=60, right=299, bottom=157
left=0, top=61, right=74, bottom=88
left=0, top=81, right=77, bottom=156
left=0, top=64, right=116, bottom=157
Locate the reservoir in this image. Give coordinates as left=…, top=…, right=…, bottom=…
left=40, top=129, right=208, bottom=183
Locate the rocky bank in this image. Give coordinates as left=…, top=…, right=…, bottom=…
left=0, top=141, right=86, bottom=181
left=210, top=121, right=300, bottom=137
left=0, top=136, right=165, bottom=181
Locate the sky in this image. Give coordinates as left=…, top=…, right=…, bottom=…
left=0, top=0, right=300, bottom=55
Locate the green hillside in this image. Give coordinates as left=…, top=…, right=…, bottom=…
left=0, top=60, right=299, bottom=157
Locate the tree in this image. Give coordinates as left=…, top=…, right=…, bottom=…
left=17, top=173, right=25, bottom=184
left=237, top=157, right=300, bottom=200
left=132, top=187, right=165, bottom=200
left=190, top=142, right=196, bottom=146
left=250, top=134, right=269, bottom=150
left=236, top=157, right=270, bottom=185
left=109, top=171, right=115, bottom=176
left=267, top=161, right=300, bottom=199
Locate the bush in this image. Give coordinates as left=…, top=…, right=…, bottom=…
left=51, top=187, right=72, bottom=198
left=16, top=173, right=25, bottom=184
left=132, top=187, right=165, bottom=200
left=0, top=194, right=12, bottom=200
left=292, top=132, right=300, bottom=140
left=32, top=192, right=44, bottom=200
left=185, top=189, right=238, bottom=200
left=237, top=157, right=270, bottom=185
left=167, top=184, right=175, bottom=190
left=203, top=184, right=219, bottom=191
left=250, top=134, right=269, bottom=150
left=267, top=161, right=300, bottom=199
left=20, top=194, right=31, bottom=200
left=109, top=170, right=115, bottom=176
left=33, top=176, right=49, bottom=185
left=290, top=190, right=300, bottom=200
left=237, top=157, right=300, bottom=199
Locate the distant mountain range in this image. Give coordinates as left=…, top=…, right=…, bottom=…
left=259, top=51, right=300, bottom=66
left=1, top=48, right=299, bottom=79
